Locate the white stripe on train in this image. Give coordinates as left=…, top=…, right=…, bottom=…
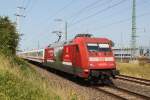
left=62, top=61, right=72, bottom=66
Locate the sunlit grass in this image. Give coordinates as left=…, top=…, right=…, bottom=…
left=0, top=53, right=80, bottom=100
left=0, top=54, right=59, bottom=100
left=117, top=62, right=150, bottom=80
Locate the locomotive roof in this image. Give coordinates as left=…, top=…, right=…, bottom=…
left=47, top=37, right=112, bottom=48
left=73, top=37, right=111, bottom=43
left=48, top=33, right=111, bottom=48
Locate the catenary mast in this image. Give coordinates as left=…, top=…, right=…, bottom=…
left=131, top=0, right=136, bottom=60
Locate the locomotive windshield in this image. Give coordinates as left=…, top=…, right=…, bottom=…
left=87, top=43, right=111, bottom=52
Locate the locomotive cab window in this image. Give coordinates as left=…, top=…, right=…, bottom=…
left=87, top=43, right=111, bottom=52
left=98, top=44, right=111, bottom=52
left=87, top=43, right=99, bottom=51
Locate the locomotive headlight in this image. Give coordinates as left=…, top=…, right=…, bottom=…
left=90, top=63, right=94, bottom=67
left=84, top=69, right=89, bottom=73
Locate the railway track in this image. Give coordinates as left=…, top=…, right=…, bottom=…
left=93, top=85, right=150, bottom=100
left=30, top=61, right=150, bottom=99
left=116, top=75, right=150, bottom=86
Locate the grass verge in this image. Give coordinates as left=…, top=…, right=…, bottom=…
left=117, top=62, right=150, bottom=80
left=0, top=54, right=60, bottom=100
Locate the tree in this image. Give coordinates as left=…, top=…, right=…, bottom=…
left=0, top=16, right=19, bottom=55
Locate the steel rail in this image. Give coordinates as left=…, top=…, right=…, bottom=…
left=92, top=85, right=150, bottom=100
left=92, top=87, right=127, bottom=100
left=109, top=85, right=150, bottom=100
left=117, top=75, right=150, bottom=86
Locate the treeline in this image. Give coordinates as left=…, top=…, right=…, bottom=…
left=0, top=16, right=19, bottom=55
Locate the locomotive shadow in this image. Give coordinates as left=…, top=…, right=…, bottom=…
left=28, top=60, right=114, bottom=87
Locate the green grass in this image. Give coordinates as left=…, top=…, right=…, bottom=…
left=0, top=54, right=60, bottom=100
left=117, top=62, right=150, bottom=80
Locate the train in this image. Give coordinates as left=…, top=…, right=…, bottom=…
left=19, top=34, right=119, bottom=83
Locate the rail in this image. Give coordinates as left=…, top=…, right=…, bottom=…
left=116, top=75, right=150, bottom=86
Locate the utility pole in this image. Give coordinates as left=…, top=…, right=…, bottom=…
left=65, top=21, right=68, bottom=41
left=15, top=6, right=25, bottom=34
left=131, top=0, right=137, bottom=60
left=121, top=33, right=123, bottom=62
left=38, top=40, right=40, bottom=49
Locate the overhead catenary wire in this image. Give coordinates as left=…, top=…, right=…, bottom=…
left=69, top=0, right=126, bottom=28
left=90, top=12, right=150, bottom=31
left=25, top=0, right=39, bottom=17
left=68, top=0, right=148, bottom=31
left=19, top=0, right=31, bottom=17
left=43, top=0, right=75, bottom=23
left=69, top=0, right=114, bottom=22
left=37, top=0, right=76, bottom=35
left=68, top=0, right=106, bottom=21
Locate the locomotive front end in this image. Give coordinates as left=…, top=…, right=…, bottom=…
left=86, top=41, right=119, bottom=81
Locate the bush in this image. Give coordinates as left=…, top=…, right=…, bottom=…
left=0, top=16, right=19, bottom=55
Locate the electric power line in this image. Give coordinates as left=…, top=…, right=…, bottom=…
left=91, top=12, right=150, bottom=31
left=37, top=0, right=76, bottom=35
left=69, top=0, right=148, bottom=31
left=69, top=0, right=126, bottom=28
left=44, top=0, right=75, bottom=23
left=25, top=0, right=39, bottom=17
left=68, top=0, right=106, bottom=21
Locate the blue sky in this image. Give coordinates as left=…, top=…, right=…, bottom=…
left=0, top=0, right=150, bottom=50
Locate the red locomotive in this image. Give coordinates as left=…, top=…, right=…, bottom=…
left=20, top=34, right=118, bottom=83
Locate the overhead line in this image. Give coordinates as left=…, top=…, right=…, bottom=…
left=70, top=0, right=147, bottom=31
left=92, top=12, right=150, bottom=31
left=46, top=0, right=75, bottom=21
left=21, top=0, right=31, bottom=17
left=56, top=0, right=74, bottom=15
left=69, top=0, right=126, bottom=27
left=69, top=0, right=113, bottom=22
left=37, top=0, right=76, bottom=35
left=38, top=0, right=75, bottom=27
left=25, top=0, right=39, bottom=16
left=68, top=0, right=104, bottom=20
